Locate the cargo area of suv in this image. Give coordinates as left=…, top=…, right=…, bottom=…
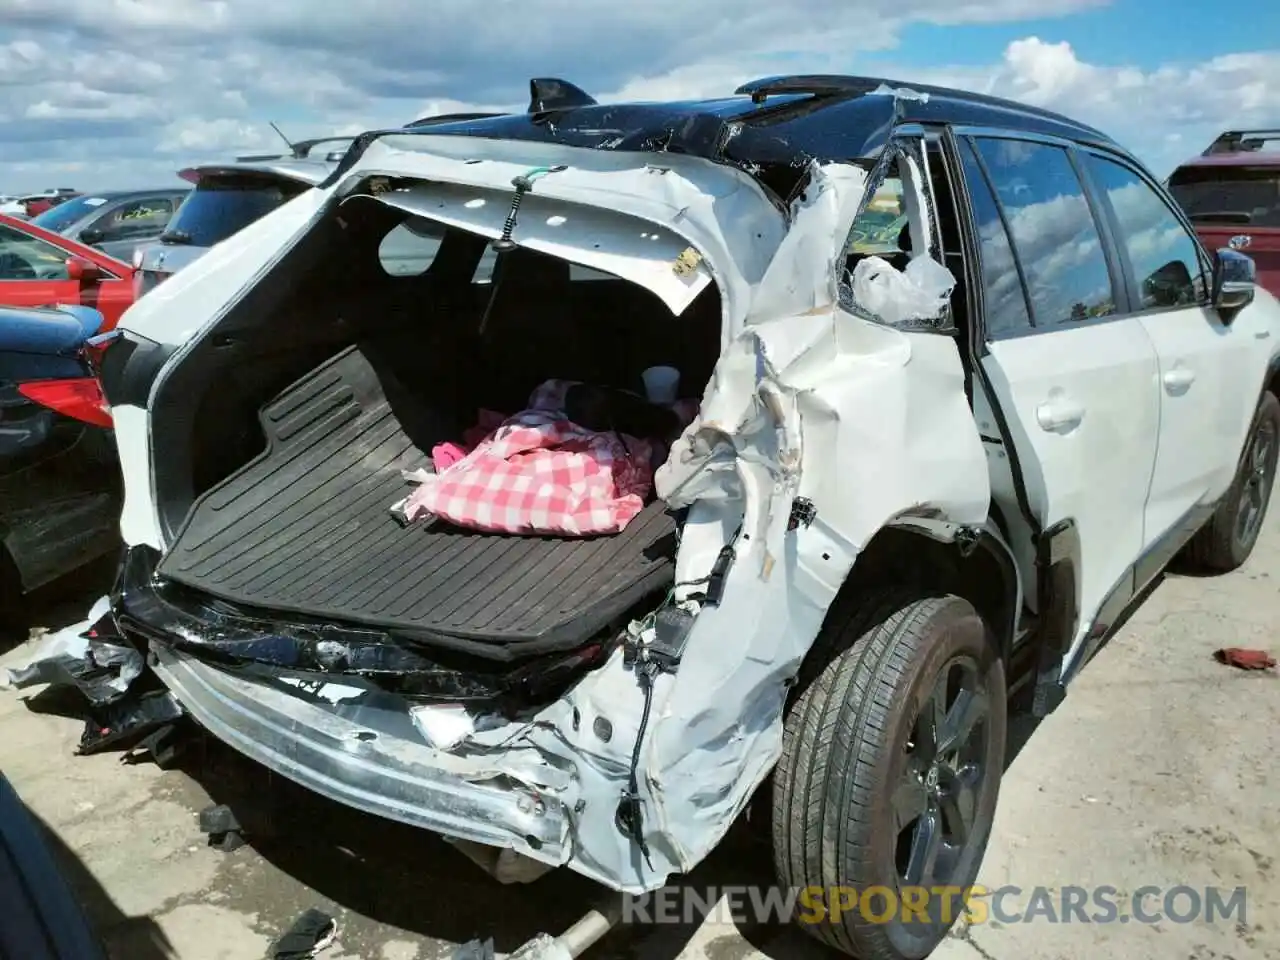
left=142, top=192, right=723, bottom=671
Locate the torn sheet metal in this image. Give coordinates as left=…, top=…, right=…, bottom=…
left=746, top=161, right=868, bottom=323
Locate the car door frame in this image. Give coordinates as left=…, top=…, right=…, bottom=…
left=942, top=123, right=1172, bottom=704
left=1072, top=146, right=1229, bottom=553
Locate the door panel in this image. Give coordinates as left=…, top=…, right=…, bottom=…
left=956, top=134, right=1163, bottom=642
left=1085, top=151, right=1266, bottom=540
left=982, top=324, right=1160, bottom=637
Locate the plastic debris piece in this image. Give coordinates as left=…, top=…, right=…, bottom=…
left=1213, top=647, right=1277, bottom=670
left=198, top=802, right=247, bottom=852
left=121, top=722, right=189, bottom=769
left=77, top=690, right=184, bottom=755
left=269, top=908, right=337, bottom=958
left=850, top=254, right=956, bottom=327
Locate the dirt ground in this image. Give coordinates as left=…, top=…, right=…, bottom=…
left=2, top=512, right=1278, bottom=960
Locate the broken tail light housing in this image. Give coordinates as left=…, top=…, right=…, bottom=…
left=17, top=377, right=112, bottom=428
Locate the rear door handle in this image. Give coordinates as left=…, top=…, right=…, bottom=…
left=1163, top=367, right=1196, bottom=392
left=1036, top=397, right=1085, bottom=432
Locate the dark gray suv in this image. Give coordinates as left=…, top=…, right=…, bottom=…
left=28, top=189, right=189, bottom=264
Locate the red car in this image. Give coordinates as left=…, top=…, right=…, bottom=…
left=1168, top=129, right=1280, bottom=296
left=0, top=212, right=135, bottom=330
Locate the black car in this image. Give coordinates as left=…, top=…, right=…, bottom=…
left=0, top=304, right=120, bottom=626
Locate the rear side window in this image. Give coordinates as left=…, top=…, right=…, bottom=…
left=958, top=140, right=1033, bottom=337
left=379, top=218, right=444, bottom=276
left=1168, top=166, right=1280, bottom=228
left=974, top=138, right=1118, bottom=328
left=163, top=175, right=306, bottom=247
left=1085, top=155, right=1206, bottom=310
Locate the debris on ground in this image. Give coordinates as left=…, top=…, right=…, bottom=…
left=198, top=802, right=247, bottom=852
left=268, top=908, right=337, bottom=958
left=77, top=690, right=184, bottom=755
left=2, top=598, right=142, bottom=705
left=1214, top=647, right=1277, bottom=671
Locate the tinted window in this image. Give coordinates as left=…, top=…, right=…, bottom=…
left=959, top=140, right=1032, bottom=336
left=96, top=197, right=178, bottom=240
left=1086, top=155, right=1205, bottom=309
left=163, top=176, right=306, bottom=247
left=974, top=138, right=1117, bottom=327
left=1168, top=166, right=1280, bottom=229
left=0, top=223, right=69, bottom=281
left=29, top=195, right=103, bottom=233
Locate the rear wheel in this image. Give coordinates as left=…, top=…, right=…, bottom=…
left=1187, top=391, right=1280, bottom=573
left=773, top=590, right=1006, bottom=960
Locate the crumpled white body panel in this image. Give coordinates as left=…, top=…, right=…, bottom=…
left=111, top=131, right=993, bottom=893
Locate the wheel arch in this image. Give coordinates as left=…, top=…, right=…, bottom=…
left=806, top=513, right=1022, bottom=671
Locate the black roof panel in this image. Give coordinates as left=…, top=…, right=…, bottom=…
left=328, top=75, right=1125, bottom=199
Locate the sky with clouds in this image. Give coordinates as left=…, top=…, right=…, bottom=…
left=1, top=0, right=1277, bottom=194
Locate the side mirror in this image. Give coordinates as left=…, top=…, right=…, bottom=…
left=1212, top=248, right=1256, bottom=319
left=78, top=227, right=105, bottom=245
left=66, top=257, right=102, bottom=283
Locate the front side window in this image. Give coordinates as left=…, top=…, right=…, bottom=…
left=95, top=197, right=179, bottom=241
left=0, top=223, right=69, bottom=281
left=974, top=137, right=1118, bottom=328
left=29, top=195, right=102, bottom=233
left=1085, top=154, right=1206, bottom=309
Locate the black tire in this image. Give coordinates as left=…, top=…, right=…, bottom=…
left=1187, top=391, right=1280, bottom=573
left=772, top=590, right=1006, bottom=960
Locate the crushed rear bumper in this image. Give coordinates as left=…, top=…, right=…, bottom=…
left=148, top=641, right=571, bottom=863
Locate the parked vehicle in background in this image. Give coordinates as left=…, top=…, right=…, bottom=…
left=131, top=159, right=329, bottom=298
left=1169, top=128, right=1280, bottom=295
left=92, top=76, right=1280, bottom=959
left=0, top=214, right=135, bottom=329
left=132, top=114, right=504, bottom=297
left=0, top=304, right=117, bottom=627
left=0, top=189, right=81, bottom=220
left=30, top=189, right=189, bottom=265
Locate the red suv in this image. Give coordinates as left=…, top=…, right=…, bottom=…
left=1168, top=129, right=1280, bottom=296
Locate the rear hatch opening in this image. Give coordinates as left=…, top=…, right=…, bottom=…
left=140, top=177, right=725, bottom=709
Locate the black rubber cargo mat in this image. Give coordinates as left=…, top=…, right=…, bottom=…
left=156, top=345, right=678, bottom=659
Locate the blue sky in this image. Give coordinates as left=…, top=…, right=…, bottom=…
left=0, top=0, right=1276, bottom=192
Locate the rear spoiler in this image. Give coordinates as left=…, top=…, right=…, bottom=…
left=1202, top=129, right=1280, bottom=156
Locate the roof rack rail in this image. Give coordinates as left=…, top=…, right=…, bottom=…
left=404, top=111, right=505, bottom=128
left=735, top=75, right=885, bottom=103
left=1202, top=129, right=1280, bottom=156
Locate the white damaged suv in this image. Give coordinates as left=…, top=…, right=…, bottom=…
left=90, top=76, right=1280, bottom=958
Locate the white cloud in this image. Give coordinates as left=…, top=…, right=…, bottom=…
left=0, top=2, right=1275, bottom=193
